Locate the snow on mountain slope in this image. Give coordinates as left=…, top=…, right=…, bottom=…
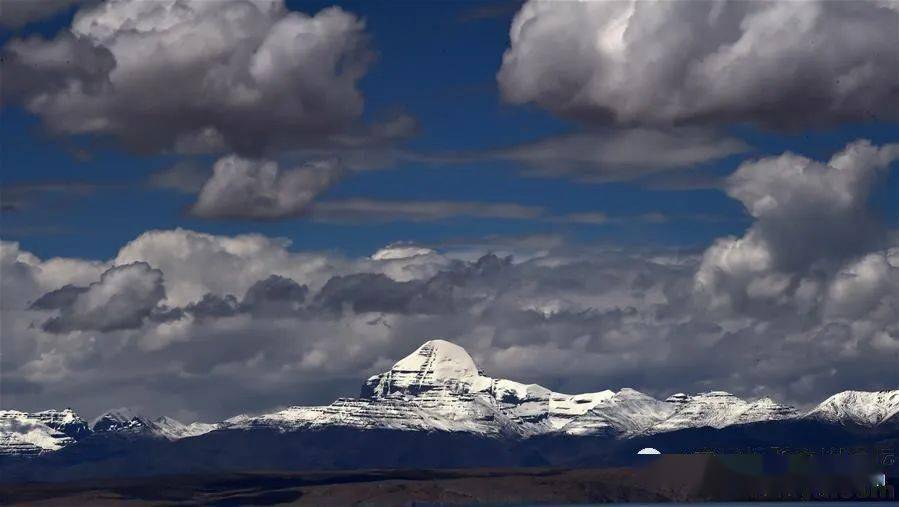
left=91, top=408, right=158, bottom=435
left=362, top=339, right=489, bottom=399
left=228, top=397, right=507, bottom=434
left=805, top=390, right=899, bottom=427
left=1, top=408, right=220, bottom=457
left=152, top=416, right=218, bottom=440
left=0, top=410, right=87, bottom=456
left=651, top=392, right=797, bottom=433
left=355, top=340, right=619, bottom=436
left=4, top=341, right=897, bottom=458
left=33, top=409, right=91, bottom=440
left=234, top=341, right=524, bottom=436
left=227, top=340, right=803, bottom=438
left=559, top=388, right=676, bottom=436
left=91, top=409, right=217, bottom=440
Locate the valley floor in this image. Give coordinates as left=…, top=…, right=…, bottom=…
left=2, top=454, right=894, bottom=506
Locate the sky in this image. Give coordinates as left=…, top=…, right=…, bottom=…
left=1, top=0, right=898, bottom=423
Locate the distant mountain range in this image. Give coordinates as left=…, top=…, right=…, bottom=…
left=2, top=340, right=897, bottom=481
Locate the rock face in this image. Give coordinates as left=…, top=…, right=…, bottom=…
left=35, top=409, right=91, bottom=440
left=92, top=408, right=158, bottom=435
left=3, top=339, right=897, bottom=459
left=91, top=409, right=218, bottom=440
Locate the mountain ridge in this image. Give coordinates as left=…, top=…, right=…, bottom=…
left=2, top=339, right=897, bottom=458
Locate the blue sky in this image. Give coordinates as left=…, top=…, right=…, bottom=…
left=2, top=0, right=899, bottom=419
left=3, top=0, right=895, bottom=261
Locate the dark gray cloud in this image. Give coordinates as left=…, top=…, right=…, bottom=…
left=30, top=262, right=165, bottom=333
left=2, top=0, right=375, bottom=156
left=241, top=275, right=308, bottom=318
left=308, top=255, right=512, bottom=315
left=498, top=0, right=899, bottom=129
left=311, top=199, right=546, bottom=223
left=1, top=31, right=114, bottom=103
left=190, top=157, right=345, bottom=220
left=401, top=128, right=748, bottom=183
left=183, top=293, right=240, bottom=320
left=30, top=284, right=88, bottom=310
left=492, top=128, right=748, bottom=182
left=313, top=273, right=447, bottom=315
left=156, top=274, right=310, bottom=321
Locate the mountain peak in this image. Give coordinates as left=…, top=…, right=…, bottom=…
left=806, top=389, right=899, bottom=427
left=152, top=416, right=218, bottom=440
left=92, top=408, right=155, bottom=433
left=362, top=339, right=486, bottom=399
left=394, top=339, right=480, bottom=379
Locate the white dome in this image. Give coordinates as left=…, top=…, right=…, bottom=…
left=637, top=447, right=661, bottom=455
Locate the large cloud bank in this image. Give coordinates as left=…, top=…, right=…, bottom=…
left=2, top=0, right=372, bottom=155
left=2, top=141, right=897, bottom=421
left=498, top=0, right=899, bottom=128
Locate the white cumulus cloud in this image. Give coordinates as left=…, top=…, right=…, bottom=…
left=190, top=156, right=345, bottom=220
left=498, top=0, right=899, bottom=128
left=3, top=0, right=373, bottom=155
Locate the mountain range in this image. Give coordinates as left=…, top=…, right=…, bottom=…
left=2, top=339, right=897, bottom=481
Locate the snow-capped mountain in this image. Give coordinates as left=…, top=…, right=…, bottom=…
left=152, top=416, right=219, bottom=440
left=0, top=408, right=217, bottom=456
left=805, top=390, right=899, bottom=427
left=230, top=340, right=631, bottom=437
left=556, top=388, right=676, bottom=436
left=91, top=408, right=158, bottom=435
left=221, top=339, right=890, bottom=438
left=90, top=409, right=218, bottom=440
left=0, top=409, right=88, bottom=456
left=651, top=392, right=798, bottom=433
left=33, top=408, right=91, bottom=440
left=2, top=339, right=897, bottom=459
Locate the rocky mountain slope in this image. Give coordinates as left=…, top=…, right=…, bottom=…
left=2, top=339, right=897, bottom=458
